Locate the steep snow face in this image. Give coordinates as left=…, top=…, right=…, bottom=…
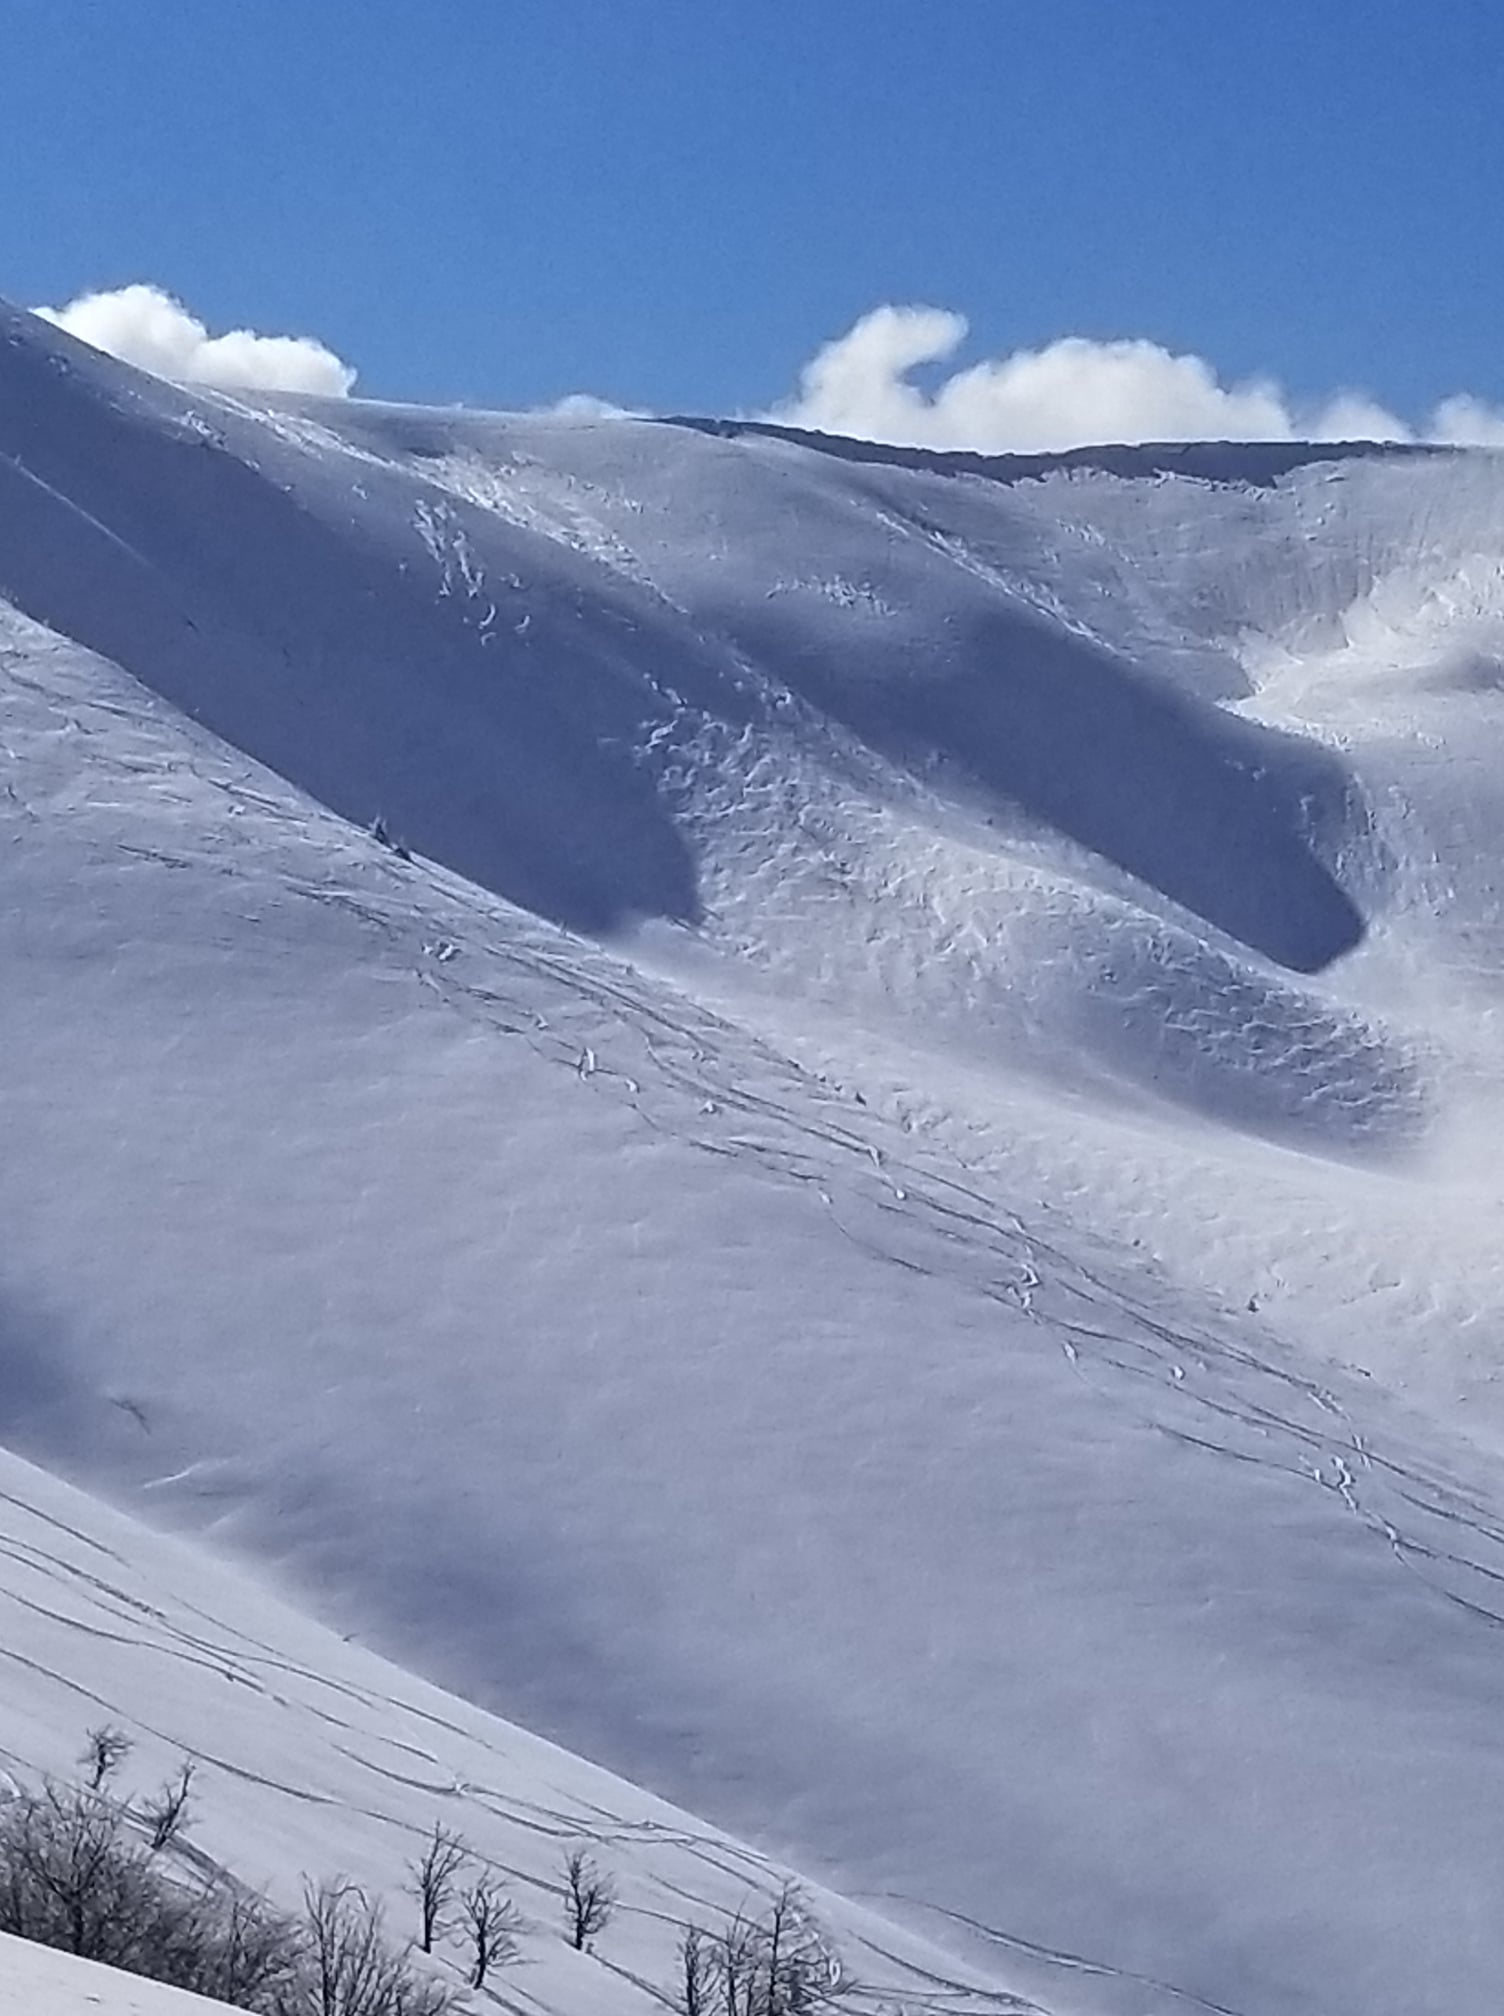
left=8, top=301, right=1504, bottom=2016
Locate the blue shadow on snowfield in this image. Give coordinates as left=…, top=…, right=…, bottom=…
left=0, top=309, right=701, bottom=936
left=674, top=420, right=1375, bottom=974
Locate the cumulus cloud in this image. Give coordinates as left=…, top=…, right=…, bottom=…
left=36, top=283, right=356, bottom=396
left=30, top=283, right=1504, bottom=449
left=772, top=304, right=1504, bottom=454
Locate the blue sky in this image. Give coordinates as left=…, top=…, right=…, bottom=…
left=6, top=0, right=1502, bottom=435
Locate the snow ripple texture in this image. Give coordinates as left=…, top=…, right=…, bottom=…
left=7, top=299, right=1504, bottom=2016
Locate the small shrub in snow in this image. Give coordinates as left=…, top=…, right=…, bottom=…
left=79, top=1724, right=133, bottom=1792
left=142, top=1757, right=196, bottom=1852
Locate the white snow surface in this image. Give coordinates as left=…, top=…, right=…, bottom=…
left=3, top=1931, right=237, bottom=2014
left=5, top=301, right=1504, bottom=2015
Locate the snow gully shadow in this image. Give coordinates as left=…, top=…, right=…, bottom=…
left=0, top=308, right=701, bottom=937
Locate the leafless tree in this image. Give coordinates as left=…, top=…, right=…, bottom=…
left=170, top=1886, right=304, bottom=2010
left=758, top=1883, right=825, bottom=2016
left=676, top=1886, right=833, bottom=2016
left=562, top=1844, right=616, bottom=1951
left=79, top=1725, right=133, bottom=1792
left=679, top=1923, right=713, bottom=2016
left=0, top=1745, right=462, bottom=2015
left=0, top=1778, right=151, bottom=1962
left=712, top=1907, right=761, bottom=2016
left=290, top=1877, right=458, bottom=2016
left=406, top=1823, right=469, bottom=1954
left=142, top=1759, right=196, bottom=1852
left=461, top=1873, right=523, bottom=1990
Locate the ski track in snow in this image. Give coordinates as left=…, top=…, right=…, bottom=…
left=9, top=302, right=1504, bottom=2015
left=19, top=619, right=1503, bottom=1643
left=0, top=1448, right=1039, bottom=2016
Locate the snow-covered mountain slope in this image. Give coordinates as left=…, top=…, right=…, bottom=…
left=3, top=1933, right=235, bottom=2015
left=0, top=1442, right=1001, bottom=2016
left=7, top=297, right=1504, bottom=2016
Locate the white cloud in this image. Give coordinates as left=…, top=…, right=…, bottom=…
left=29, top=284, right=1504, bottom=451
left=771, top=304, right=1504, bottom=455
left=36, top=283, right=356, bottom=396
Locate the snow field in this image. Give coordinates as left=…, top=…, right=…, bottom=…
left=7, top=300, right=1504, bottom=2013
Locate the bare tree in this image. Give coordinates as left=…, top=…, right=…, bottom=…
left=561, top=1845, right=616, bottom=1952
left=79, top=1725, right=133, bottom=1793
left=759, top=1883, right=824, bottom=2016
left=677, top=1887, right=833, bottom=2016
left=679, top=1923, right=713, bottom=2016
left=168, top=1886, right=304, bottom=2010
left=142, top=1759, right=196, bottom=1852
left=0, top=1778, right=151, bottom=1962
left=406, top=1823, right=469, bottom=1954
left=461, top=1873, right=523, bottom=1990
left=290, top=1878, right=458, bottom=2016
left=0, top=1745, right=460, bottom=2016
left=712, top=1907, right=761, bottom=2016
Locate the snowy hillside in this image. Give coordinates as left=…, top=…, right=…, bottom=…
left=3, top=1932, right=235, bottom=2015
left=0, top=1441, right=1002, bottom=2016
left=6, top=296, right=1504, bottom=2016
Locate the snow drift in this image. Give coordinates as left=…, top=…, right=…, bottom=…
left=6, top=297, right=1504, bottom=2016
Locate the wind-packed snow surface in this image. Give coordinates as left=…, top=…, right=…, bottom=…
left=2, top=1932, right=237, bottom=2015
left=5, top=299, right=1504, bottom=2015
